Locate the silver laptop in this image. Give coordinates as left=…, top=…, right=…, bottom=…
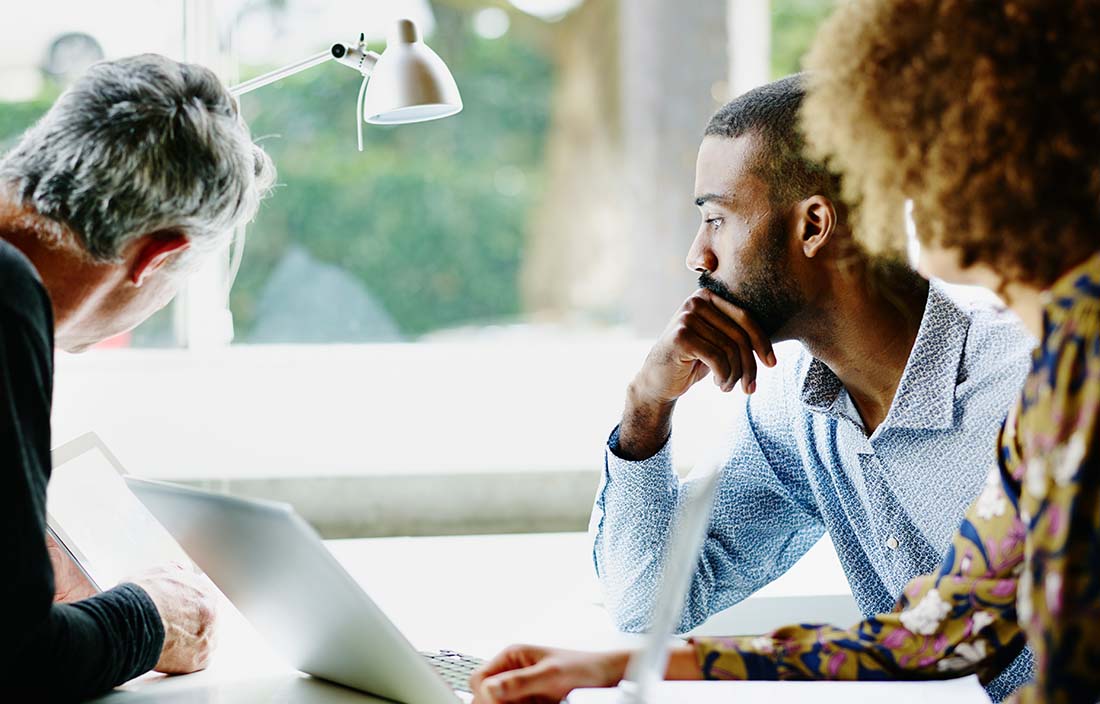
left=125, top=476, right=484, bottom=703
left=46, top=433, right=482, bottom=704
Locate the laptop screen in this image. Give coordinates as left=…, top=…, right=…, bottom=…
left=46, top=435, right=193, bottom=591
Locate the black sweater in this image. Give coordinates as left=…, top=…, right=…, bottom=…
left=0, top=238, right=163, bottom=701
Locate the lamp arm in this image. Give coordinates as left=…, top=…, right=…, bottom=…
left=229, top=50, right=333, bottom=97
left=228, top=40, right=381, bottom=98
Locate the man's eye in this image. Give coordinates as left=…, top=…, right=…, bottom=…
left=706, top=217, right=723, bottom=229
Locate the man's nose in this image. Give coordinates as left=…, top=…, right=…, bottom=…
left=686, top=237, right=717, bottom=274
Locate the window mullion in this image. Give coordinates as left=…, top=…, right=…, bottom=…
left=178, top=0, right=236, bottom=349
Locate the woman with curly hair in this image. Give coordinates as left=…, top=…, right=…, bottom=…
left=464, top=2, right=1100, bottom=703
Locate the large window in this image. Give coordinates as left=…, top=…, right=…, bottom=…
left=9, top=1, right=838, bottom=536
left=231, top=4, right=553, bottom=343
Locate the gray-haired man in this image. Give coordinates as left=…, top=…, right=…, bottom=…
left=0, top=54, right=274, bottom=700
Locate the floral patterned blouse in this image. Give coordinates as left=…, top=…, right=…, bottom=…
left=691, top=251, right=1100, bottom=703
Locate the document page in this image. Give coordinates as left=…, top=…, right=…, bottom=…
left=47, top=444, right=192, bottom=590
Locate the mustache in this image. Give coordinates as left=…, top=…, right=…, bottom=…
left=698, top=273, right=743, bottom=308
left=697, top=273, right=769, bottom=328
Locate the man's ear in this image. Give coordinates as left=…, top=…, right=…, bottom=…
left=129, top=231, right=190, bottom=287
left=794, top=195, right=836, bottom=259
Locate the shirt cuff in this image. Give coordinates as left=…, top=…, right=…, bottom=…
left=113, top=582, right=166, bottom=678
left=602, top=425, right=678, bottom=506
left=606, top=424, right=672, bottom=463
left=606, top=424, right=674, bottom=476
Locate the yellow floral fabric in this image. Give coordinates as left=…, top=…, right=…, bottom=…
left=692, top=252, right=1100, bottom=703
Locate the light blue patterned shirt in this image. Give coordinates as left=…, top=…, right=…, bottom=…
left=590, top=281, right=1036, bottom=699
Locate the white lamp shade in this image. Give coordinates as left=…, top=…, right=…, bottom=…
left=363, top=19, right=463, bottom=125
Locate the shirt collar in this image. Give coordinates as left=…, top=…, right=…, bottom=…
left=800, top=358, right=845, bottom=414
left=800, top=280, right=969, bottom=431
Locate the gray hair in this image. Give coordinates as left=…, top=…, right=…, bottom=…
left=0, top=54, right=275, bottom=262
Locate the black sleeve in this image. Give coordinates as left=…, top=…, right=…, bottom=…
left=0, top=301, right=164, bottom=701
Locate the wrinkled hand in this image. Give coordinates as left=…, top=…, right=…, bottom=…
left=132, top=562, right=220, bottom=674
left=469, top=645, right=630, bottom=704
left=46, top=532, right=97, bottom=603
left=635, top=288, right=775, bottom=403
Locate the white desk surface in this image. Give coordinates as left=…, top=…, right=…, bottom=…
left=568, top=678, right=992, bottom=704
left=90, top=532, right=858, bottom=703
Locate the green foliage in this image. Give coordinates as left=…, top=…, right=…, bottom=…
left=770, top=0, right=836, bottom=79
left=235, top=9, right=553, bottom=339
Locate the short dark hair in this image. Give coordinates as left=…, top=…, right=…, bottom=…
left=706, top=74, right=841, bottom=209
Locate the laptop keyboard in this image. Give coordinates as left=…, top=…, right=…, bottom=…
left=421, top=650, right=485, bottom=693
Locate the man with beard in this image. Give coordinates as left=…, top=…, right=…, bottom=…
left=588, top=75, right=1035, bottom=699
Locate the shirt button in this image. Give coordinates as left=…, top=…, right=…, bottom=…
left=885, top=536, right=899, bottom=550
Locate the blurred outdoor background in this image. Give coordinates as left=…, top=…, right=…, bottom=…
left=2, top=0, right=837, bottom=537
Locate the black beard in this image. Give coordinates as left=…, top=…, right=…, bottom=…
left=697, top=215, right=804, bottom=339
left=698, top=271, right=800, bottom=340
left=698, top=272, right=766, bottom=322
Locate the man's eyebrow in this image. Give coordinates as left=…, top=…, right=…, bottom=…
left=694, top=192, right=733, bottom=207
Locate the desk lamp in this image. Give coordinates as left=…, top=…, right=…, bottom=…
left=214, top=17, right=461, bottom=318
left=229, top=18, right=462, bottom=150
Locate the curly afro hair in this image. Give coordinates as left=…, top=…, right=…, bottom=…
left=801, top=0, right=1100, bottom=287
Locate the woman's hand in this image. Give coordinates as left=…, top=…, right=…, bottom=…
left=469, top=644, right=631, bottom=703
